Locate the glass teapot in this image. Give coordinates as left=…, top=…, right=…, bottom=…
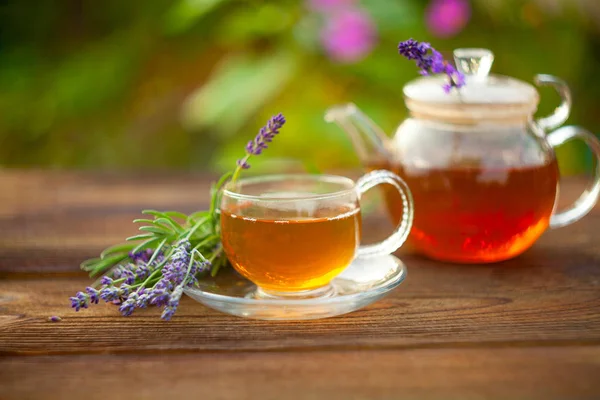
left=325, top=48, right=600, bottom=264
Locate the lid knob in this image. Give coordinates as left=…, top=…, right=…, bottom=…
left=453, top=48, right=494, bottom=82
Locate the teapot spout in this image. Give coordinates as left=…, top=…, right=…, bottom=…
left=324, top=103, right=393, bottom=165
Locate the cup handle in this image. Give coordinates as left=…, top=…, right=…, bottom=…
left=355, top=170, right=414, bottom=258
left=547, top=126, right=600, bottom=228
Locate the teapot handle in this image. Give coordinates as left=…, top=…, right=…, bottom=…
left=534, top=74, right=572, bottom=131
left=547, top=126, right=600, bottom=228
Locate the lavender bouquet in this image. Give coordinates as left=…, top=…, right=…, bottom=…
left=70, top=114, right=286, bottom=321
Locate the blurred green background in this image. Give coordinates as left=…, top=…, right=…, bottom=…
left=1, top=0, right=599, bottom=175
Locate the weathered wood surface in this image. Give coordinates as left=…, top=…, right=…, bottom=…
left=1, top=170, right=599, bottom=399
left=3, top=348, right=599, bottom=400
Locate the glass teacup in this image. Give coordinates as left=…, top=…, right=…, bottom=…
left=220, top=170, right=414, bottom=299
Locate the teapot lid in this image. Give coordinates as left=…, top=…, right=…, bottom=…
left=403, top=48, right=539, bottom=123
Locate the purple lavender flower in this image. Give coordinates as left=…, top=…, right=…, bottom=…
left=398, top=38, right=465, bottom=93
left=245, top=114, right=286, bottom=156
left=136, top=292, right=150, bottom=308
left=155, top=278, right=173, bottom=291
left=149, top=288, right=171, bottom=307
left=119, top=293, right=138, bottom=317
left=162, top=240, right=192, bottom=285
left=236, top=159, right=251, bottom=170
left=397, top=38, right=430, bottom=61
left=186, top=260, right=211, bottom=287
left=135, top=263, right=151, bottom=280
left=119, top=284, right=132, bottom=297
left=162, top=263, right=184, bottom=284
left=85, top=287, right=100, bottom=304
left=117, top=266, right=136, bottom=285
left=320, top=8, right=377, bottom=63
left=150, top=253, right=165, bottom=268
left=112, top=265, right=134, bottom=284
left=426, top=0, right=471, bottom=38
left=442, top=63, right=466, bottom=93
left=99, top=285, right=120, bottom=302
left=48, top=316, right=62, bottom=322
left=234, top=113, right=287, bottom=175
left=100, top=276, right=113, bottom=286
left=129, top=248, right=153, bottom=264
left=69, top=292, right=89, bottom=312
left=161, top=307, right=176, bottom=321
left=161, top=286, right=183, bottom=321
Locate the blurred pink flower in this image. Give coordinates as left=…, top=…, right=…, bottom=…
left=320, top=8, right=378, bottom=63
left=307, top=0, right=356, bottom=13
left=425, top=0, right=471, bottom=38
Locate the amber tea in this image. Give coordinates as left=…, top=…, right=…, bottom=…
left=369, top=160, right=559, bottom=263
left=221, top=206, right=361, bottom=292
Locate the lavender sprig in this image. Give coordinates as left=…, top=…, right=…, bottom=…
left=398, top=38, right=465, bottom=93
left=71, top=112, right=287, bottom=321
left=233, top=113, right=286, bottom=181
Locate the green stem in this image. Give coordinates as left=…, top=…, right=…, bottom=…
left=147, top=238, right=167, bottom=265
left=209, top=170, right=234, bottom=228
left=135, top=268, right=163, bottom=292
left=208, top=247, right=221, bottom=264
left=130, top=277, right=161, bottom=290
left=181, top=249, right=197, bottom=287
left=92, top=273, right=127, bottom=288
left=193, top=234, right=219, bottom=251
left=209, top=246, right=225, bottom=277
left=230, top=156, right=249, bottom=184
left=184, top=216, right=209, bottom=240
left=133, top=246, right=175, bottom=292
left=192, top=248, right=208, bottom=263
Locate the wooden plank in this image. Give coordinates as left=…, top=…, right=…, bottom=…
left=2, top=347, right=599, bottom=400
left=1, top=170, right=598, bottom=274
left=1, top=252, right=599, bottom=354
left=0, top=170, right=215, bottom=273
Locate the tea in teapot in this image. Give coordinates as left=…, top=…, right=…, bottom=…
left=367, top=158, right=559, bottom=263
left=326, top=46, right=600, bottom=264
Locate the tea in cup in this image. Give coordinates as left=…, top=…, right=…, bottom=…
left=220, top=171, right=414, bottom=298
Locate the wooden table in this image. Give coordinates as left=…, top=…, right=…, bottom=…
left=1, top=170, right=599, bottom=400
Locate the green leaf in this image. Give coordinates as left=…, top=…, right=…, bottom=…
left=81, top=257, right=102, bottom=270
left=192, top=234, right=219, bottom=251
left=139, top=225, right=172, bottom=236
left=147, top=238, right=168, bottom=266
left=84, top=254, right=129, bottom=277
left=133, top=218, right=156, bottom=225
left=126, top=233, right=155, bottom=242
left=188, top=211, right=210, bottom=226
left=142, top=210, right=185, bottom=233
left=100, top=243, right=135, bottom=259
left=155, top=217, right=184, bottom=234
left=184, top=216, right=210, bottom=240
left=141, top=209, right=167, bottom=218
left=164, top=211, right=188, bottom=221
left=210, top=254, right=227, bottom=277
left=188, top=210, right=209, bottom=221
left=209, top=171, right=232, bottom=224
left=131, top=237, right=161, bottom=256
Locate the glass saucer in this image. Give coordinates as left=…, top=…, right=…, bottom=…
left=184, top=254, right=407, bottom=320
